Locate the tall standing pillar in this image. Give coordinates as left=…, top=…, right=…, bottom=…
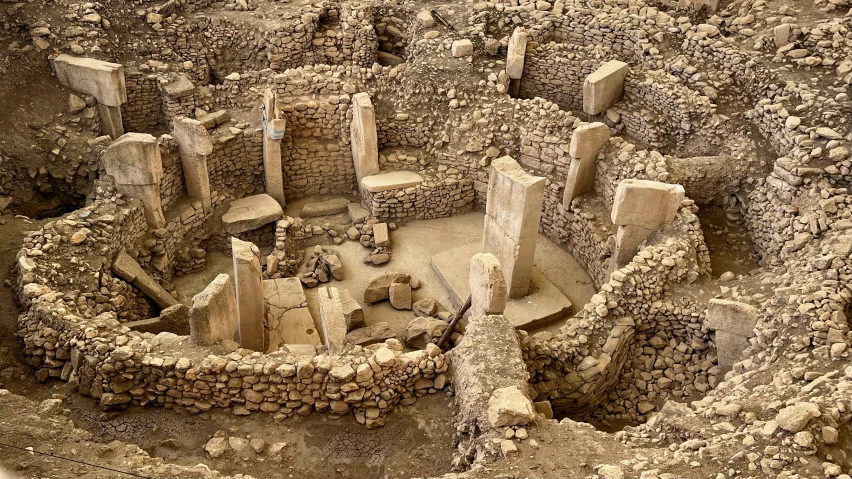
left=262, top=89, right=287, bottom=207
left=506, top=27, right=527, bottom=98
left=483, top=156, right=545, bottom=298
left=563, top=122, right=611, bottom=205
left=102, top=133, right=166, bottom=229
left=172, top=116, right=213, bottom=211
left=231, top=238, right=265, bottom=352
left=350, top=92, right=379, bottom=189
left=53, top=54, right=127, bottom=139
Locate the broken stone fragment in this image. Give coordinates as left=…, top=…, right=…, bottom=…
left=389, top=281, right=412, bottom=310
left=487, top=385, right=535, bottom=427
left=364, top=271, right=410, bottom=303
left=776, top=402, right=821, bottom=432
left=347, top=322, right=395, bottom=346
left=405, top=316, right=448, bottom=349
left=413, top=297, right=439, bottom=317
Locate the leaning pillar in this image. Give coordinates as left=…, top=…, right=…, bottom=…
left=262, top=89, right=287, bottom=207
left=610, top=179, right=685, bottom=269
left=102, top=133, right=166, bottom=229
left=231, top=238, right=265, bottom=352
left=506, top=27, right=527, bottom=98
left=563, top=122, right=610, bottom=205
left=52, top=54, right=127, bottom=139
left=583, top=60, right=630, bottom=116
left=172, top=116, right=213, bottom=211
left=483, top=156, right=545, bottom=298
left=350, top=92, right=379, bottom=188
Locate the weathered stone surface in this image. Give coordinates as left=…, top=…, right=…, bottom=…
left=232, top=238, right=265, bottom=351
left=487, top=385, right=535, bottom=427
left=469, top=252, right=507, bottom=316
left=611, top=179, right=685, bottom=231
left=102, top=133, right=165, bottom=228
left=318, top=286, right=347, bottom=354
left=364, top=271, right=410, bottom=303
left=373, top=222, right=390, bottom=247
left=300, top=198, right=349, bottom=217
left=350, top=92, right=379, bottom=186
left=483, top=156, right=545, bottom=298
left=405, top=317, right=448, bottom=349
left=112, top=250, right=177, bottom=308
left=347, top=322, right=395, bottom=346
left=189, top=274, right=238, bottom=346
left=506, top=27, right=527, bottom=79
left=222, top=194, right=284, bottom=235
left=389, top=281, right=412, bottom=310
left=776, top=402, right=821, bottom=432
left=263, top=277, right=319, bottom=350
left=361, top=171, right=424, bottom=193
left=451, top=39, right=473, bottom=57
left=706, top=299, right=759, bottom=337
left=53, top=54, right=126, bottom=106
left=172, top=116, right=213, bottom=210
left=340, top=289, right=365, bottom=331
left=564, top=122, right=610, bottom=205
left=583, top=60, right=629, bottom=115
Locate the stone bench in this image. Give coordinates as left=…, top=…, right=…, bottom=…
left=360, top=170, right=424, bottom=193
left=222, top=193, right=284, bottom=235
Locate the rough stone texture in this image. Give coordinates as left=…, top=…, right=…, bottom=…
left=483, top=156, right=545, bottom=298
left=583, top=60, right=629, bottom=115
left=102, top=133, right=166, bottom=228
left=222, top=194, right=285, bottom=235
left=469, top=252, right=507, bottom=316
left=611, top=179, right=685, bottom=231
left=172, top=116, right=213, bottom=210
left=189, top=274, right=238, bottom=346
left=364, top=271, right=410, bottom=303
left=340, top=289, right=365, bottom=331
left=389, top=281, right=412, bottom=310
left=263, top=277, right=319, bottom=351
left=487, top=386, right=535, bottom=427
left=111, top=250, right=177, bottom=308
left=350, top=92, right=379, bottom=186
left=317, top=286, right=347, bottom=354
left=232, top=238, right=265, bottom=352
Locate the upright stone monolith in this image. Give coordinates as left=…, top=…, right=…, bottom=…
left=262, top=89, right=287, bottom=207
left=483, top=156, right=545, bottom=298
left=231, top=237, right=265, bottom=352
left=469, top=252, right=507, bottom=316
left=102, top=133, right=166, bottom=229
left=172, top=116, right=213, bottom=211
left=583, top=60, right=630, bottom=116
left=563, top=122, right=610, bottom=205
left=350, top=92, right=379, bottom=188
left=189, top=274, right=238, bottom=346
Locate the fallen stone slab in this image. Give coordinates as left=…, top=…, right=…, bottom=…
left=222, top=194, right=284, bottom=235
left=364, top=271, right=410, bottom=303
left=263, top=277, right=320, bottom=350
left=300, top=198, right=349, bottom=218
left=360, top=171, right=424, bottom=193
left=373, top=222, right=390, bottom=247
left=112, top=250, right=178, bottom=308
left=347, top=322, right=396, bottom=346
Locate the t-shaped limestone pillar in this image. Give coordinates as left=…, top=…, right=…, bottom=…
left=706, top=299, right=758, bottom=366
left=232, top=238, right=265, bottom=352
left=609, top=179, right=684, bottom=268
left=506, top=27, right=527, bottom=80
left=262, top=89, right=287, bottom=207
left=483, top=156, right=545, bottom=298
left=583, top=60, right=629, bottom=116
left=52, top=54, right=127, bottom=139
left=563, top=122, right=610, bottom=205
left=350, top=92, right=379, bottom=189
left=102, top=133, right=166, bottom=229
left=470, top=252, right=507, bottom=316
left=172, top=116, right=213, bottom=211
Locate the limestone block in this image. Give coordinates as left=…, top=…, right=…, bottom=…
left=583, top=60, right=629, bottom=115
left=172, top=116, right=213, bottom=210
left=340, top=289, right=365, bottom=331
left=232, top=238, right=265, bottom=352
left=52, top=54, right=126, bottom=106
left=706, top=299, right=759, bottom=337
left=564, top=122, right=610, bottom=205
left=469, top=252, right=507, bottom=315
left=102, top=133, right=162, bottom=186
left=318, top=286, right=347, bottom=354
left=360, top=171, right=424, bottom=193
left=389, top=281, right=412, bottom=310
left=452, top=39, right=473, bottom=57
left=301, top=197, right=349, bottom=217
left=714, top=330, right=750, bottom=367
left=262, top=88, right=286, bottom=207
left=263, top=277, right=319, bottom=351
left=483, top=156, right=545, bottom=298
left=405, top=317, right=447, bottom=349
left=364, top=271, right=410, bottom=303
left=506, top=28, right=527, bottom=79
left=373, top=222, right=390, bottom=247
left=222, top=194, right=284, bottom=235
left=487, top=385, right=535, bottom=427
left=612, top=224, right=655, bottom=267
left=348, top=203, right=369, bottom=223
left=111, top=250, right=177, bottom=308
left=350, top=93, right=379, bottom=186
left=610, top=179, right=685, bottom=231
left=347, top=322, right=395, bottom=346
left=189, top=274, right=238, bottom=346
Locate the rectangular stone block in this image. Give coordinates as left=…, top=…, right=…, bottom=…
left=232, top=238, right=265, bottom=352
left=506, top=28, right=527, bottom=80
left=470, top=252, right=507, bottom=316
left=340, top=289, right=365, bottom=331
left=452, top=39, right=473, bottom=57
left=373, top=222, right=390, bottom=247
left=318, top=286, right=347, bottom=354
left=564, top=122, right=610, bottom=205
left=172, top=116, right=213, bottom=210
left=610, top=179, right=685, bottom=231
left=53, top=54, right=127, bottom=106
left=102, top=133, right=162, bottom=186
left=222, top=194, right=284, bottom=235
left=350, top=93, right=379, bottom=186
left=612, top=224, right=655, bottom=267
left=263, top=277, right=319, bottom=351
left=706, top=299, right=759, bottom=337
left=112, top=250, right=177, bottom=308
left=583, top=60, right=629, bottom=116
left=483, top=156, right=545, bottom=298
left=189, top=274, right=238, bottom=346
left=714, top=330, right=750, bottom=367
left=262, top=89, right=286, bottom=207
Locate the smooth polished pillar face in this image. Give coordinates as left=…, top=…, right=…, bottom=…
left=318, top=286, right=347, bottom=354
left=262, top=89, right=286, bottom=207
left=102, top=133, right=166, bottom=229
left=483, top=156, right=545, bottom=298
left=172, top=116, right=213, bottom=211
left=231, top=238, right=265, bottom=352
left=350, top=92, right=379, bottom=188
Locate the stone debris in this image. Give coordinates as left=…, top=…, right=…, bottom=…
left=299, top=245, right=344, bottom=287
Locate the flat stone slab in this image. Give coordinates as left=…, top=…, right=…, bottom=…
left=222, top=194, right=284, bottom=235
left=301, top=198, right=350, bottom=218
left=264, top=278, right=320, bottom=351
left=431, top=243, right=573, bottom=330
left=360, top=171, right=424, bottom=193
left=112, top=250, right=178, bottom=308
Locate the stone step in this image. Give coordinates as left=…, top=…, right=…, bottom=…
left=360, top=170, right=424, bottom=193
